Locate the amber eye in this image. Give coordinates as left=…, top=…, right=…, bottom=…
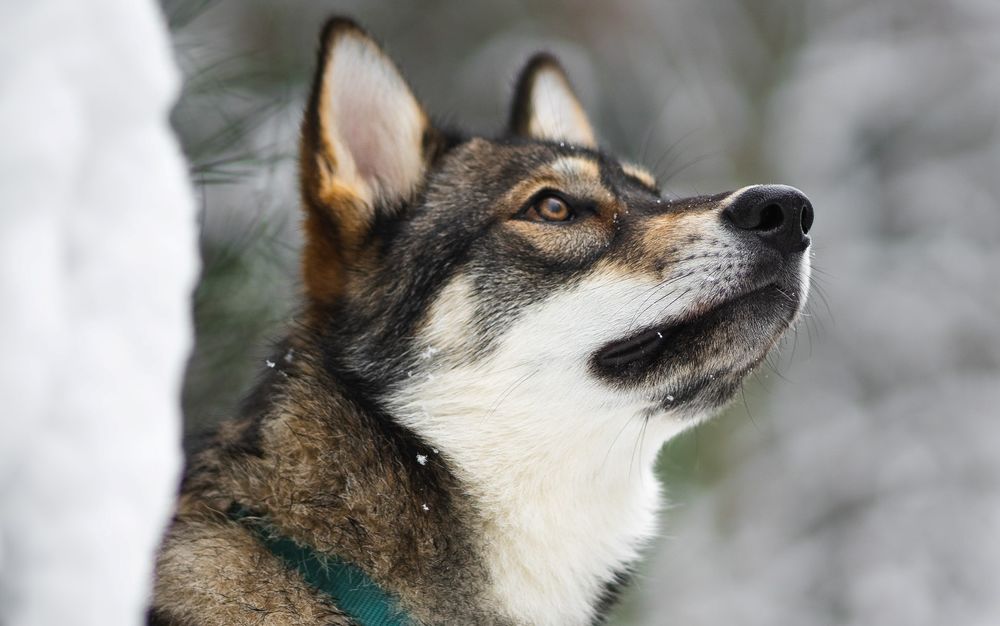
left=526, top=194, right=574, bottom=223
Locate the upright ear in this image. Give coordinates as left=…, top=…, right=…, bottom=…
left=300, top=18, right=432, bottom=303
left=508, top=53, right=596, bottom=148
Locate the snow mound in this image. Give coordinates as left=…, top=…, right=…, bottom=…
left=0, top=0, right=197, bottom=624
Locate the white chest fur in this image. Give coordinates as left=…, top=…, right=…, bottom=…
left=392, top=357, right=687, bottom=624
left=386, top=275, right=702, bottom=623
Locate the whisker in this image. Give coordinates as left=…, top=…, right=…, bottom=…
left=629, top=282, right=694, bottom=330
left=484, top=368, right=539, bottom=421
left=602, top=414, right=640, bottom=473
left=628, top=415, right=650, bottom=481
left=740, top=382, right=761, bottom=433
left=624, top=272, right=694, bottom=329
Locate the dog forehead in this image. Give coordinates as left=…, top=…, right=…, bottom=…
left=429, top=138, right=614, bottom=211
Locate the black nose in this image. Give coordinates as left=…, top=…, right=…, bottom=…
left=722, top=185, right=813, bottom=254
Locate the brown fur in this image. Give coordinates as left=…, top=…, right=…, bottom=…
left=152, top=337, right=501, bottom=624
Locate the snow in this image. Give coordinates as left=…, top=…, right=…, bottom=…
left=416, top=454, right=428, bottom=466
left=0, top=0, right=197, bottom=624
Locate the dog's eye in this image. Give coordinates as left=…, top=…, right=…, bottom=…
left=525, top=194, right=574, bottom=223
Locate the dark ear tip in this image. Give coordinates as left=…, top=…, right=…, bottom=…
left=510, top=52, right=571, bottom=134
left=520, top=52, right=567, bottom=80
left=311, top=17, right=375, bottom=107
left=319, top=16, right=369, bottom=47
left=306, top=18, right=371, bottom=155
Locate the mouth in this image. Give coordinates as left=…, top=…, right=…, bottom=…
left=593, top=282, right=790, bottom=379
left=596, top=319, right=692, bottom=370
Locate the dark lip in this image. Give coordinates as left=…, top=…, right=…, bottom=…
left=596, top=324, right=675, bottom=370
left=594, top=283, right=779, bottom=371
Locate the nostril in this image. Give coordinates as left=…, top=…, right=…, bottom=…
left=801, top=202, right=814, bottom=234
left=757, top=204, right=784, bottom=231
left=722, top=184, right=813, bottom=255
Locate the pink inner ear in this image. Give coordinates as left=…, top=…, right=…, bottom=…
left=340, top=96, right=383, bottom=180
left=325, top=36, right=426, bottom=201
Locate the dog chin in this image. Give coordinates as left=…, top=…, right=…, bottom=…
left=592, top=279, right=803, bottom=412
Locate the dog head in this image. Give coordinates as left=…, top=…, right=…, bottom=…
left=297, top=18, right=812, bottom=434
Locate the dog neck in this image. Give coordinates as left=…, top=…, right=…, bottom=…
left=389, top=348, right=687, bottom=625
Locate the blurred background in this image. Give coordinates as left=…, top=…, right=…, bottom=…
left=162, top=0, right=1000, bottom=623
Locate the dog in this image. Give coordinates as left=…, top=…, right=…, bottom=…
left=150, top=17, right=813, bottom=626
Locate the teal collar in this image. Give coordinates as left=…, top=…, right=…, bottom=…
left=229, top=505, right=415, bottom=626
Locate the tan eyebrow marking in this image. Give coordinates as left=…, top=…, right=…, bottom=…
left=549, top=155, right=601, bottom=182
left=622, top=162, right=658, bottom=190
left=545, top=156, right=616, bottom=206
left=502, top=154, right=615, bottom=217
